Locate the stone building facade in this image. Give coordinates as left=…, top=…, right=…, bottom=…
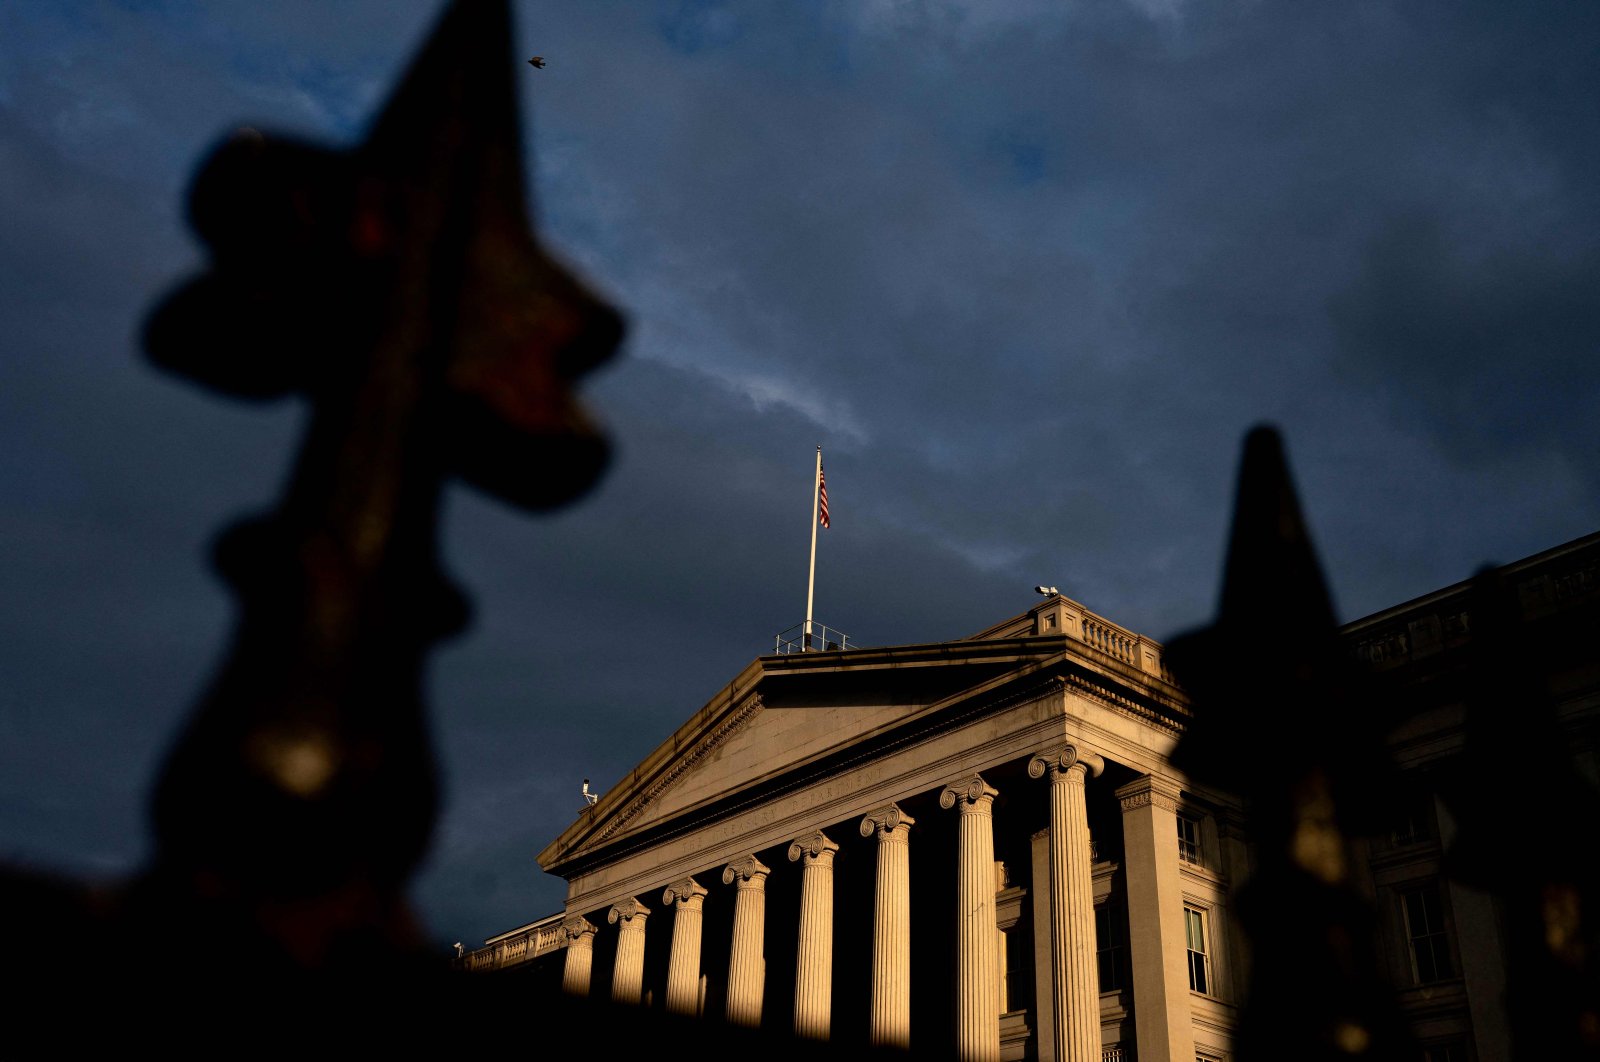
left=465, top=530, right=1600, bottom=1062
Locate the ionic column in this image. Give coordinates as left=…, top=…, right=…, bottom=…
left=860, top=804, right=916, bottom=1050
left=1116, top=774, right=1195, bottom=1062
left=560, top=914, right=597, bottom=997
left=1029, top=745, right=1106, bottom=1062
left=941, top=774, right=1001, bottom=1062
left=608, top=898, right=650, bottom=1006
left=723, top=854, right=771, bottom=1027
left=789, top=829, right=840, bottom=1040
left=663, top=876, right=709, bottom=1016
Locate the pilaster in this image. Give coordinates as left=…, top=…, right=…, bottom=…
left=1116, top=774, right=1195, bottom=1062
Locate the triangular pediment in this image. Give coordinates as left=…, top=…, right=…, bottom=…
left=537, top=635, right=1066, bottom=874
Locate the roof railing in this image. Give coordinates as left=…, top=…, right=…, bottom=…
left=773, top=621, right=855, bottom=655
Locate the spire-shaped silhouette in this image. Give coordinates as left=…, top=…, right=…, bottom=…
left=1165, top=424, right=1414, bottom=1062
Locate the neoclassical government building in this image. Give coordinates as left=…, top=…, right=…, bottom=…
left=463, top=530, right=1600, bottom=1062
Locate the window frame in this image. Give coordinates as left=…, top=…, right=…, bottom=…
left=1095, top=900, right=1127, bottom=993
left=1184, top=903, right=1211, bottom=995
left=1419, top=1039, right=1468, bottom=1062
left=1177, top=811, right=1203, bottom=866
left=1389, top=790, right=1437, bottom=848
left=1399, top=880, right=1456, bottom=985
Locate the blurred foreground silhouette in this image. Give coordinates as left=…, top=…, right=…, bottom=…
left=3, top=1, right=1595, bottom=1056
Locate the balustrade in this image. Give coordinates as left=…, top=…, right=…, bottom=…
left=1082, top=617, right=1138, bottom=664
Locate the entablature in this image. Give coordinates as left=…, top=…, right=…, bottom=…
left=542, top=637, right=1192, bottom=887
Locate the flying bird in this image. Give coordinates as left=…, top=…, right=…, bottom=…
left=527, top=56, right=546, bottom=69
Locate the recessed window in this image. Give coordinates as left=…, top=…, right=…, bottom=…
left=1420, top=1041, right=1466, bottom=1062
left=1178, top=813, right=1202, bottom=865
left=1095, top=902, right=1126, bottom=992
left=1401, top=882, right=1455, bottom=984
left=1185, top=905, right=1210, bottom=994
left=1000, top=921, right=1033, bottom=1013
left=1390, top=791, right=1436, bottom=847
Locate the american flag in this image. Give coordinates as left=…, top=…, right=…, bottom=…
left=818, top=465, right=830, bottom=529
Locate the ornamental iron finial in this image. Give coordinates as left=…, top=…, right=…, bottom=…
left=131, top=0, right=623, bottom=978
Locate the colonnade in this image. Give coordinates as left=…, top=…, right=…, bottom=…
left=559, top=745, right=1110, bottom=1061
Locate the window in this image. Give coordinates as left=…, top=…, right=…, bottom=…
left=1420, top=1042, right=1466, bottom=1062
left=1401, top=882, right=1455, bottom=984
left=1390, top=791, right=1436, bottom=846
left=1185, top=905, right=1210, bottom=994
left=1000, top=921, right=1033, bottom=1013
left=1095, top=902, right=1126, bottom=992
left=1177, top=813, right=1202, bottom=865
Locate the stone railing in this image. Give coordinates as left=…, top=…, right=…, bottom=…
left=1082, top=616, right=1137, bottom=664
left=969, top=594, right=1177, bottom=684
left=1076, top=609, right=1174, bottom=685
left=459, top=914, right=566, bottom=973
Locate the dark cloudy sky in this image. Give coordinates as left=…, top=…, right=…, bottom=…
left=3, top=0, right=1597, bottom=951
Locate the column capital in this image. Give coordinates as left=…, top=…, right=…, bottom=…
left=723, top=854, right=771, bottom=886
left=940, top=773, right=999, bottom=810
left=561, top=914, right=597, bottom=945
left=663, top=876, right=708, bottom=908
left=608, top=898, right=650, bottom=926
left=789, top=829, right=839, bottom=865
left=1027, top=743, right=1105, bottom=781
left=1114, top=773, right=1183, bottom=813
left=860, top=803, right=916, bottom=838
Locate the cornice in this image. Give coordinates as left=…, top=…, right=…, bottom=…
left=1060, top=669, right=1187, bottom=735
left=594, top=693, right=765, bottom=847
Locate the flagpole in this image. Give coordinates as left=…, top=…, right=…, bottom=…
left=804, top=445, right=821, bottom=652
